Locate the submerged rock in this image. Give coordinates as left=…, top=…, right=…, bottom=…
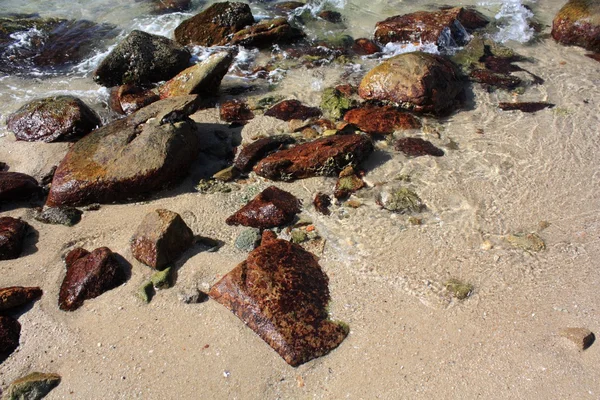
left=2, top=372, right=61, bottom=400
left=313, top=192, right=331, bottom=215
left=7, top=96, right=101, bottom=143
left=0, top=172, right=40, bottom=202
left=46, top=96, right=201, bottom=207
left=0, top=217, right=29, bottom=260
left=0, top=286, right=42, bottom=311
left=220, top=99, right=255, bottom=123
left=209, top=231, right=348, bottom=366
left=378, top=187, right=424, bottom=213
left=59, top=247, right=126, bottom=311
left=150, top=0, right=192, bottom=14
left=234, top=135, right=295, bottom=173
left=174, top=2, right=255, bottom=47
left=394, top=137, right=444, bottom=157
left=321, top=87, right=355, bottom=120
left=352, top=38, right=381, bottom=55
left=93, top=30, right=190, bottom=87
left=498, top=102, right=555, bottom=113
left=254, top=134, right=374, bottom=181
left=228, top=18, right=304, bottom=48
left=559, top=327, right=595, bottom=350
left=226, top=186, right=301, bottom=229
left=130, top=209, right=194, bottom=270
left=358, top=52, right=463, bottom=115
left=264, top=100, right=322, bottom=121
left=0, top=315, right=20, bottom=357
left=552, top=0, right=600, bottom=52
left=506, top=232, right=545, bottom=252
left=344, top=104, right=421, bottom=135
left=334, top=166, right=364, bottom=199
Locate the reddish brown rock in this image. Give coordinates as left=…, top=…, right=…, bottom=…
left=58, top=247, right=126, bottom=311
left=343, top=104, right=421, bottom=135
left=174, top=2, right=255, bottom=47
left=234, top=135, right=295, bottom=172
left=226, top=186, right=301, bottom=229
left=209, top=230, right=348, bottom=366
left=227, top=18, right=304, bottom=48
left=352, top=38, right=381, bottom=55
left=374, top=7, right=489, bottom=49
left=272, top=1, right=306, bottom=13
left=109, top=85, right=160, bottom=115
left=469, top=69, right=522, bottom=89
left=0, top=217, right=29, bottom=260
left=358, top=52, right=463, bottom=115
left=394, top=137, right=444, bottom=157
left=220, top=100, right=255, bottom=123
left=0, top=315, right=20, bottom=357
left=313, top=193, right=331, bottom=215
left=552, top=0, right=600, bottom=52
left=498, top=102, right=555, bottom=113
left=0, top=287, right=43, bottom=311
left=131, top=209, right=194, bottom=270
left=0, top=172, right=39, bottom=202
left=335, top=84, right=355, bottom=97
left=587, top=52, right=600, bottom=61
left=254, top=134, right=374, bottom=181
left=150, top=0, right=191, bottom=14
left=7, top=96, right=102, bottom=142
left=264, top=100, right=322, bottom=121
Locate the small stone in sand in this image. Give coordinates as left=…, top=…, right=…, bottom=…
left=506, top=232, right=545, bottom=252
left=445, top=279, right=474, bottom=300
left=559, top=327, right=595, bottom=350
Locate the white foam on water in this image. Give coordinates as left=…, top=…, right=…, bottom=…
left=129, top=12, right=192, bottom=39
left=379, top=41, right=440, bottom=59
left=7, top=27, right=46, bottom=51
left=480, top=0, right=536, bottom=43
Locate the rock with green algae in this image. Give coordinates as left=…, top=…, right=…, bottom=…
left=195, top=179, right=235, bottom=194
left=378, top=187, right=424, bottom=214
left=320, top=87, right=355, bottom=120
left=234, top=228, right=262, bottom=251
left=290, top=229, right=308, bottom=244
left=151, top=267, right=172, bottom=290
left=137, top=281, right=154, bottom=303
left=445, top=279, right=474, bottom=300
left=2, top=372, right=61, bottom=400
left=506, top=232, right=545, bottom=252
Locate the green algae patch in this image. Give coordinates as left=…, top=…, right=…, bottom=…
left=506, top=232, right=545, bottom=252
left=137, top=281, right=154, bottom=303
left=151, top=267, right=172, bottom=290
left=379, top=187, right=424, bottom=213
left=320, top=87, right=355, bottom=120
left=445, top=279, right=474, bottom=300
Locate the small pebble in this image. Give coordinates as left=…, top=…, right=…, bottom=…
left=559, top=327, right=595, bottom=350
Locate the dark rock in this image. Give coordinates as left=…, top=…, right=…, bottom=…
left=228, top=18, right=304, bottom=48
left=226, top=186, right=301, bottom=229
left=0, top=286, right=43, bottom=311
left=130, top=209, right=194, bottom=270
left=318, top=10, right=342, bottom=23
left=343, top=104, right=421, bottom=135
left=209, top=230, right=348, bottom=367
left=234, top=135, right=295, bottom=172
left=109, top=85, right=160, bottom=115
left=334, top=166, right=364, bottom=199
left=7, top=95, right=101, bottom=142
left=0, top=315, right=20, bottom=357
left=58, top=247, right=126, bottom=311
left=587, top=52, right=600, bottom=61
left=0, top=14, right=118, bottom=74
left=352, top=38, right=381, bottom=55
left=254, top=134, right=374, bottom=181
left=264, top=99, right=322, bottom=121
left=498, top=102, right=555, bottom=113
left=0, top=217, right=29, bottom=260
left=93, top=30, right=190, bottom=87
left=394, top=137, right=444, bottom=157
left=313, top=192, right=331, bottom=215
left=174, top=2, right=255, bottom=47
left=34, top=206, right=82, bottom=226
left=272, top=1, right=306, bottom=13
left=374, top=7, right=489, bottom=50
left=150, top=0, right=192, bottom=14
left=559, top=327, right=595, bottom=350
left=220, top=100, right=255, bottom=123
left=2, top=372, right=61, bottom=400
left=552, top=0, right=600, bottom=52
left=469, top=69, right=522, bottom=89
left=358, top=52, right=463, bottom=115
left=0, top=172, right=40, bottom=202
left=158, top=50, right=235, bottom=98
left=45, top=96, right=201, bottom=207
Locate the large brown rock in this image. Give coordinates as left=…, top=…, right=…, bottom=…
left=0, top=217, right=29, bottom=260
left=0, top=172, right=40, bottom=202
left=254, top=134, right=374, bottom=181
left=226, top=186, right=301, bottom=229
left=58, top=247, right=125, bottom=311
left=358, top=52, right=463, bottom=115
left=343, top=104, right=421, bottom=135
left=552, top=0, right=600, bottom=52
left=0, top=315, right=20, bottom=357
left=7, top=95, right=101, bottom=142
left=0, top=286, right=42, bottom=311
left=174, top=2, right=255, bottom=47
left=234, top=135, right=295, bottom=172
left=264, top=100, right=322, bottom=121
left=228, top=18, right=304, bottom=48
left=374, top=7, right=489, bottom=49
left=46, top=96, right=201, bottom=207
left=93, top=30, right=191, bottom=87
left=131, top=209, right=194, bottom=270
left=209, top=231, right=348, bottom=366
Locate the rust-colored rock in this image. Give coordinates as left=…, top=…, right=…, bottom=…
left=7, top=95, right=102, bottom=142
left=498, top=102, right=555, bottom=113
left=358, top=52, right=463, bottom=115
left=343, top=104, right=421, bottom=135
left=228, top=18, right=304, bottom=48
left=0, top=315, right=20, bottom=357
left=264, top=100, right=322, bottom=121
left=313, top=192, right=331, bottom=215
left=131, top=209, right=194, bottom=270
left=352, top=38, right=381, bottom=55
left=209, top=230, right=348, bottom=366
left=374, top=7, right=489, bottom=49
left=234, top=135, right=295, bottom=172
left=220, top=100, right=255, bottom=124
left=0, top=172, right=39, bottom=202
left=469, top=69, right=522, bottom=89
left=254, top=134, right=374, bottom=181
left=58, top=247, right=126, bottom=311
left=0, top=217, right=29, bottom=260
left=109, top=85, right=160, bottom=115
left=0, top=287, right=43, bottom=311
left=226, top=186, right=301, bottom=229
left=174, top=2, right=255, bottom=47
left=394, top=137, right=444, bottom=157
left=587, top=52, right=600, bottom=61
left=552, top=0, right=600, bottom=52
